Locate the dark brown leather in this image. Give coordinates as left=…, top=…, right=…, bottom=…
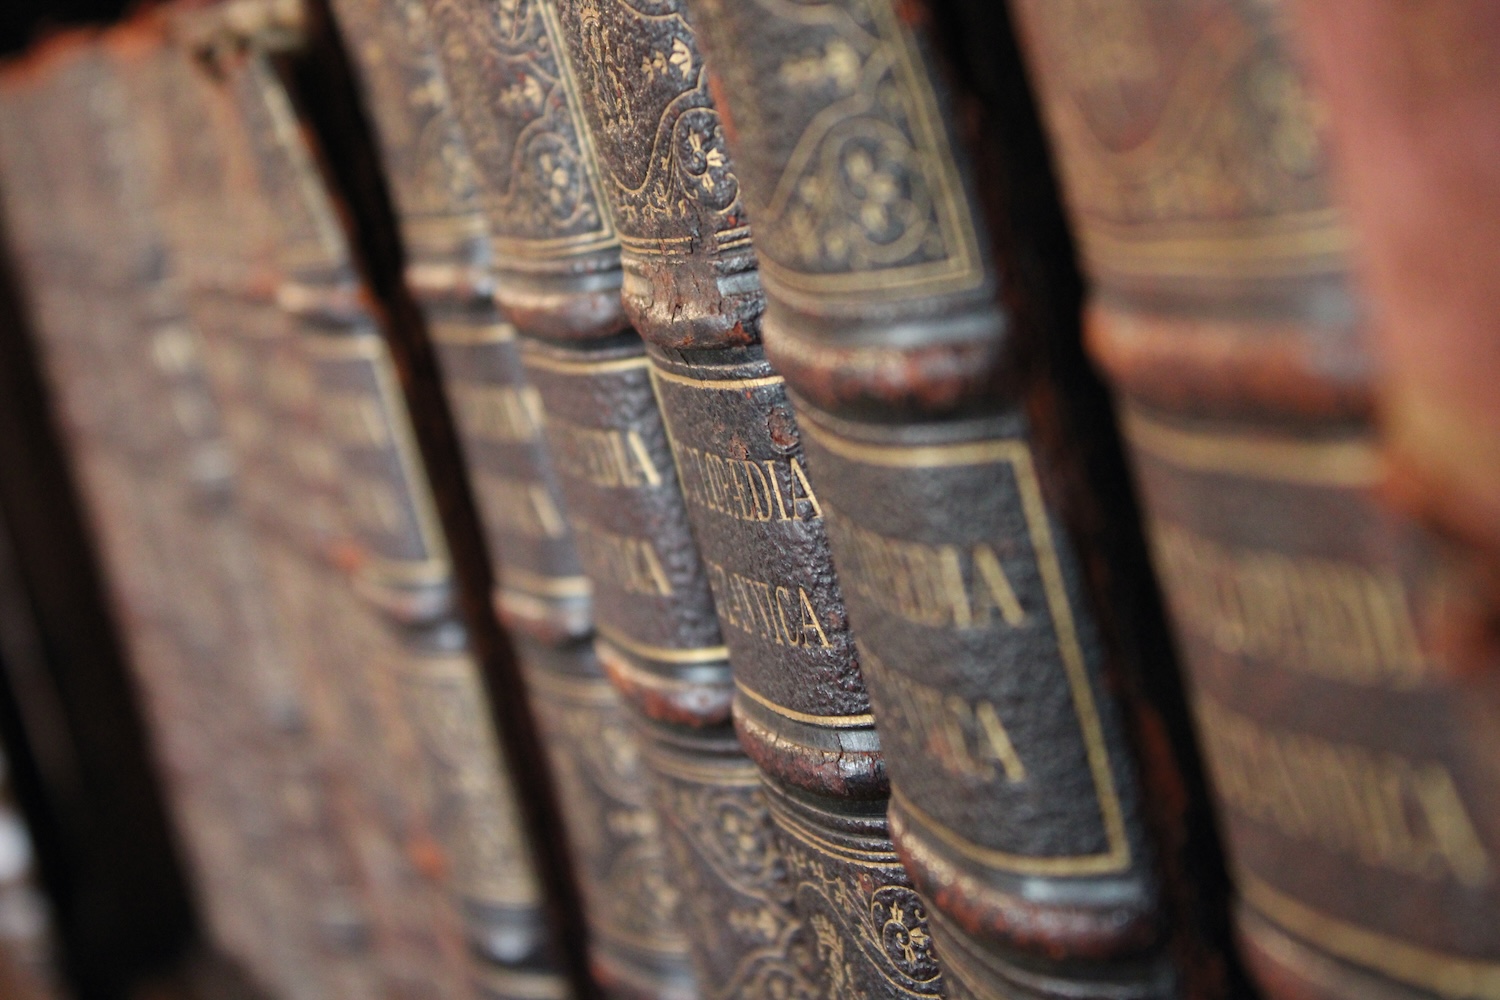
left=335, top=0, right=696, bottom=994
left=546, top=3, right=950, bottom=992
left=1008, top=2, right=1500, bottom=999
left=0, top=38, right=416, bottom=1000
left=223, top=45, right=573, bottom=1000
left=684, top=0, right=1190, bottom=997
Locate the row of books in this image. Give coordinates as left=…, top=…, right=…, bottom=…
left=0, top=0, right=1493, bottom=998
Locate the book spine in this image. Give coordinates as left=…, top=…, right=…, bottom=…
left=544, top=3, right=946, bottom=997
left=221, top=44, right=572, bottom=1000
left=324, top=1, right=695, bottom=994
left=1289, top=0, right=1500, bottom=571
left=416, top=0, right=807, bottom=994
left=1008, top=3, right=1500, bottom=1000
left=0, top=43, right=326, bottom=994
left=682, top=1, right=1187, bottom=998
left=3, top=46, right=344, bottom=999
left=129, top=36, right=475, bottom=999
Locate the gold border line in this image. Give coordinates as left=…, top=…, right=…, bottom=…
left=893, top=786, right=1128, bottom=877
left=1242, top=874, right=1500, bottom=999
left=520, top=350, right=651, bottom=376
left=801, top=413, right=1132, bottom=875
left=596, top=624, right=729, bottom=665
left=1082, top=209, right=1350, bottom=280
left=1123, top=407, right=1381, bottom=488
left=427, top=320, right=517, bottom=346
left=649, top=366, right=787, bottom=391
left=799, top=417, right=1026, bottom=469
left=734, top=680, right=875, bottom=729
left=499, top=567, right=593, bottom=598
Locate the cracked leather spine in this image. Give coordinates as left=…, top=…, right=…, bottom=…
left=1, top=38, right=417, bottom=1000
left=1008, top=3, right=1500, bottom=1000
left=217, top=40, right=575, bottom=1000
left=543, top=2, right=947, bottom=997
left=681, top=0, right=1197, bottom=997
left=324, top=0, right=697, bottom=995
left=0, top=42, right=348, bottom=997
left=139, top=32, right=493, bottom=1000
left=412, top=0, right=841, bottom=994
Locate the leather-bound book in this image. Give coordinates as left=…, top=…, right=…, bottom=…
left=96, top=29, right=470, bottom=999
left=0, top=36, right=364, bottom=999
left=1008, top=1, right=1500, bottom=998
left=1288, top=0, right=1500, bottom=578
left=682, top=0, right=1203, bottom=997
left=322, top=0, right=695, bottom=994
left=212, top=35, right=575, bottom=1000
left=412, top=0, right=809, bottom=993
left=544, top=3, right=946, bottom=996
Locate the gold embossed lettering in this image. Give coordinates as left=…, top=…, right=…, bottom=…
left=547, top=414, right=662, bottom=489
left=474, top=470, right=568, bottom=540
left=830, top=513, right=1026, bottom=630
left=707, top=561, right=831, bottom=649
left=671, top=442, right=824, bottom=524
left=575, top=521, right=673, bottom=596
left=450, top=383, right=544, bottom=443
left=1154, top=524, right=1428, bottom=688
left=788, top=458, right=822, bottom=521
left=1199, top=699, right=1491, bottom=887
left=869, top=662, right=1026, bottom=784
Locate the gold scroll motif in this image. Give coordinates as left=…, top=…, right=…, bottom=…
left=332, top=0, right=488, bottom=245
left=1015, top=0, right=1349, bottom=281
left=403, top=652, right=542, bottom=908
left=526, top=670, right=687, bottom=955
left=692, top=0, right=983, bottom=302
left=645, top=748, right=820, bottom=1000
left=769, top=795, right=941, bottom=997
left=547, top=0, right=747, bottom=248
left=426, top=0, right=616, bottom=254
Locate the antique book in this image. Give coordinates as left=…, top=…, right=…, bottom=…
left=412, top=0, right=817, bottom=992
left=202, top=30, right=576, bottom=1000
left=544, top=2, right=945, bottom=997
left=681, top=0, right=1223, bottom=996
left=1289, top=0, right=1500, bottom=611
left=123, top=31, right=480, bottom=998
left=0, top=36, right=362, bottom=1000
left=321, top=0, right=695, bottom=995
left=1008, top=1, right=1500, bottom=998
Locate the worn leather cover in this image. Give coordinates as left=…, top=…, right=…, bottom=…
left=327, top=0, right=695, bottom=994
left=221, top=42, right=575, bottom=1000
left=1009, top=1, right=1500, bottom=998
left=682, top=0, right=1194, bottom=997
left=1290, top=0, right=1500, bottom=576
left=413, top=0, right=874, bottom=995
left=545, top=2, right=948, bottom=995
left=0, top=36, right=405, bottom=1000
left=135, top=34, right=490, bottom=999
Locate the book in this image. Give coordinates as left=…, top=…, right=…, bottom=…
left=1288, top=0, right=1500, bottom=575
left=413, top=0, right=812, bottom=993
left=0, top=35, right=370, bottom=1000
left=1008, top=1, right=1500, bottom=998
left=206, top=31, right=576, bottom=1000
left=543, top=2, right=944, bottom=996
left=320, top=0, right=696, bottom=994
left=682, top=0, right=1220, bottom=996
